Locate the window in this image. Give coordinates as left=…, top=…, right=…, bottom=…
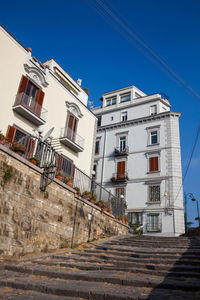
left=150, top=105, right=157, bottom=115
left=56, top=153, right=74, bottom=177
left=95, top=140, right=100, bottom=154
left=93, top=164, right=97, bottom=179
left=117, top=161, right=126, bottom=179
left=106, top=97, right=116, bottom=106
left=111, top=116, right=113, bottom=121
left=135, top=92, right=141, bottom=98
left=149, top=185, right=160, bottom=202
left=115, top=187, right=125, bottom=199
left=16, top=75, right=44, bottom=117
left=148, top=214, right=160, bottom=231
left=149, top=156, right=159, bottom=172
left=97, top=116, right=101, bottom=127
left=65, top=112, right=78, bottom=142
left=128, top=212, right=143, bottom=226
left=121, top=111, right=127, bottom=122
left=150, top=131, right=158, bottom=145
left=120, top=93, right=130, bottom=103
left=119, top=136, right=126, bottom=152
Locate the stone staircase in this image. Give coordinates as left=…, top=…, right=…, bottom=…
left=0, top=234, right=200, bottom=299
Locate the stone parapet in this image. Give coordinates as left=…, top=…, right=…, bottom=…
left=0, top=145, right=128, bottom=256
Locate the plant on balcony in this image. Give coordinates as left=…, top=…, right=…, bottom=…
left=55, top=171, right=63, bottom=181
left=0, top=131, right=8, bottom=145
left=10, top=142, right=26, bottom=156
left=81, top=190, right=90, bottom=200
left=96, top=200, right=109, bottom=211
left=89, top=193, right=97, bottom=204
left=108, top=209, right=113, bottom=214
left=64, top=175, right=73, bottom=187
left=74, top=186, right=81, bottom=196
left=29, top=157, right=40, bottom=166
left=111, top=176, right=116, bottom=182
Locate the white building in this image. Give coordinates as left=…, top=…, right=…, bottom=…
left=93, top=85, right=185, bottom=236
left=0, top=25, right=96, bottom=177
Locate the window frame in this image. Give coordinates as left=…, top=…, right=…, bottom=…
left=146, top=126, right=160, bottom=146
left=121, top=111, right=127, bottom=122
left=120, top=93, right=131, bottom=103
left=97, top=116, right=102, bottom=127
left=95, top=140, right=100, bottom=155
left=150, top=104, right=157, bottom=115
left=148, top=185, right=161, bottom=203
left=148, top=213, right=160, bottom=231
left=105, top=96, right=116, bottom=107
left=119, top=136, right=126, bottom=152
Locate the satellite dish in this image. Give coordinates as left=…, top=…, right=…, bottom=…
left=41, top=127, right=54, bottom=142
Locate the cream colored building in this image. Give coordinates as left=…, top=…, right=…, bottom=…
left=0, top=25, right=96, bottom=176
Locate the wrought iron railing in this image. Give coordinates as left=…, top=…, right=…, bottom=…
left=111, top=172, right=129, bottom=182
left=14, top=92, right=47, bottom=121
left=60, top=127, right=84, bottom=149
left=146, top=222, right=162, bottom=232
left=5, top=134, right=125, bottom=218
left=114, top=147, right=129, bottom=156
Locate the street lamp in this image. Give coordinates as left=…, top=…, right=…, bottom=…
left=191, top=197, right=200, bottom=227
left=184, top=193, right=197, bottom=233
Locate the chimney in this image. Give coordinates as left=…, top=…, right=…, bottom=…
left=77, top=78, right=82, bottom=86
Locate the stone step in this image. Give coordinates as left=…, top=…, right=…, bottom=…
left=49, top=254, right=200, bottom=273
left=67, top=251, right=200, bottom=265
left=0, top=287, right=81, bottom=300
left=3, top=264, right=200, bottom=291
left=95, top=244, right=200, bottom=255
left=103, top=241, right=200, bottom=249
left=0, top=269, right=199, bottom=299
left=31, top=257, right=200, bottom=278
left=83, top=248, right=200, bottom=260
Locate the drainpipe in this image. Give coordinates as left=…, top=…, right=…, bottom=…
left=99, top=129, right=107, bottom=200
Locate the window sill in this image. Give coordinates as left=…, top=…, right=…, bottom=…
left=147, top=171, right=160, bottom=174
left=147, top=143, right=160, bottom=147
left=146, top=201, right=161, bottom=204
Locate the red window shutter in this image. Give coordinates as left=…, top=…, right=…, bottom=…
left=35, top=89, right=44, bottom=117
left=66, top=112, right=78, bottom=140
left=6, top=125, right=16, bottom=143
left=25, top=137, right=35, bottom=159
left=117, top=161, right=125, bottom=178
left=18, top=75, right=29, bottom=94
left=149, top=157, right=158, bottom=172
left=56, top=155, right=63, bottom=172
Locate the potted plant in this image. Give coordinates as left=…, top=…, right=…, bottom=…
left=96, top=200, right=108, bottom=211
left=64, top=175, right=73, bottom=187
left=108, top=209, right=113, bottom=214
left=74, top=186, right=81, bottom=196
left=89, top=193, right=97, bottom=204
left=29, top=157, right=40, bottom=166
left=81, top=190, right=90, bottom=200
left=55, top=171, right=63, bottom=181
left=10, top=142, right=26, bottom=156
left=0, top=131, right=8, bottom=145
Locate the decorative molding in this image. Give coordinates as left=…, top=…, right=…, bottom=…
left=24, top=63, right=49, bottom=87
left=65, top=101, right=83, bottom=118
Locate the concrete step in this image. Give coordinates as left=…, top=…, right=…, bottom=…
left=0, top=269, right=199, bottom=300
left=103, top=241, right=200, bottom=249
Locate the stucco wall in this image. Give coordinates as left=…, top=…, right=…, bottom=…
left=0, top=25, right=96, bottom=177
left=0, top=146, right=128, bottom=257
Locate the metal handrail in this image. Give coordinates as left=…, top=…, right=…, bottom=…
left=60, top=127, right=84, bottom=149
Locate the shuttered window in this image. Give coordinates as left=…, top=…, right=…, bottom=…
left=117, top=161, right=125, bottom=178
left=16, top=75, right=45, bottom=117
left=65, top=112, right=78, bottom=142
left=149, top=157, right=159, bottom=172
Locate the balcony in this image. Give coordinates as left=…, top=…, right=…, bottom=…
left=60, top=127, right=84, bottom=152
left=13, top=92, right=47, bottom=126
left=111, top=172, right=129, bottom=183
left=114, top=146, right=129, bottom=156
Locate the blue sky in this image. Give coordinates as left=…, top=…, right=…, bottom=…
left=1, top=0, right=200, bottom=226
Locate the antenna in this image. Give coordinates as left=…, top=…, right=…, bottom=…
left=41, top=127, right=54, bottom=142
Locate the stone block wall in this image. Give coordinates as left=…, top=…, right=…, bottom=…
left=0, top=146, right=128, bottom=256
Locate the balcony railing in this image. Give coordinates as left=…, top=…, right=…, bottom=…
left=114, top=146, right=129, bottom=156
left=60, top=127, right=85, bottom=152
left=13, top=92, right=47, bottom=126
left=111, top=172, right=129, bottom=183
left=146, top=222, right=162, bottom=232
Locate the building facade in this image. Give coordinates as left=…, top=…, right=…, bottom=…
left=93, top=85, right=185, bottom=236
left=0, top=25, right=96, bottom=177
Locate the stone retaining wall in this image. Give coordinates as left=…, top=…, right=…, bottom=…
left=0, top=145, right=128, bottom=256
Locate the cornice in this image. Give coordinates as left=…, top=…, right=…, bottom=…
left=97, top=111, right=181, bottom=132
